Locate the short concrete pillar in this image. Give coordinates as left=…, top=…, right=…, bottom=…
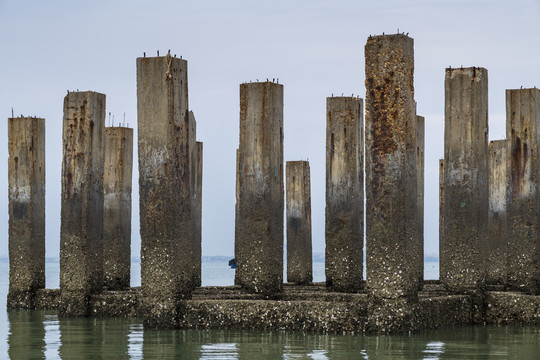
left=7, top=117, right=45, bottom=309
left=103, top=127, right=133, bottom=290
left=286, top=161, right=312, bottom=284
left=137, top=54, right=193, bottom=328
left=416, top=115, right=425, bottom=289
left=193, top=140, right=203, bottom=287
left=60, top=91, right=105, bottom=316
left=235, top=81, right=284, bottom=294
left=441, top=67, right=488, bottom=294
left=365, top=34, right=418, bottom=333
left=487, top=140, right=508, bottom=286
left=506, top=88, right=540, bottom=294
left=325, top=96, right=363, bottom=292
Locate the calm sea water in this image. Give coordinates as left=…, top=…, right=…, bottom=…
left=2, top=261, right=540, bottom=359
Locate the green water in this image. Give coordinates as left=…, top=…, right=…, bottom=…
left=3, top=261, right=540, bottom=359
left=5, top=313, right=540, bottom=359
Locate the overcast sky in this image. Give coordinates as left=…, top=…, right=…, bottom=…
left=1, top=0, right=539, bottom=260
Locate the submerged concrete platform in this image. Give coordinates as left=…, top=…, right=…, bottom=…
left=27, top=282, right=535, bottom=334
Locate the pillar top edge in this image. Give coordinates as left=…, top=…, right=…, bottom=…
left=445, top=66, right=487, bottom=73
left=64, top=90, right=106, bottom=98
left=8, top=117, right=45, bottom=121
left=326, top=96, right=363, bottom=101
left=367, top=33, right=413, bottom=40
left=136, top=55, right=187, bottom=62
left=506, top=87, right=540, bottom=92
left=240, top=81, right=283, bottom=87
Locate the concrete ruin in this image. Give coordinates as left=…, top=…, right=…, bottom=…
left=365, top=34, right=418, bottom=332
left=441, top=67, right=488, bottom=295
left=103, top=127, right=133, bottom=290
left=487, top=140, right=508, bottom=286
left=506, top=88, right=540, bottom=294
left=7, top=117, right=45, bottom=309
left=9, top=37, right=540, bottom=336
left=235, top=81, right=284, bottom=294
left=286, top=160, right=312, bottom=284
left=137, top=54, right=193, bottom=328
left=325, top=96, right=363, bottom=293
left=60, top=91, right=105, bottom=317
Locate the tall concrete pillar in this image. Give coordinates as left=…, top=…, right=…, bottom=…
left=103, top=127, right=133, bottom=290
left=439, top=159, right=444, bottom=265
left=7, top=116, right=45, bottom=309
left=188, top=111, right=201, bottom=288
left=325, top=96, right=363, bottom=292
left=286, top=160, right=312, bottom=284
left=507, top=88, right=540, bottom=294
left=416, top=115, right=425, bottom=289
left=60, top=91, right=105, bottom=316
left=441, top=67, right=488, bottom=294
left=234, top=148, right=240, bottom=285
left=137, top=54, right=192, bottom=328
left=487, top=140, right=508, bottom=286
left=365, top=34, right=418, bottom=333
left=194, top=140, right=203, bottom=287
left=236, top=81, right=284, bottom=294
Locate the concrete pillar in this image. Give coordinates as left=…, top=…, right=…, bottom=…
left=103, top=127, right=133, bottom=290
left=487, top=140, right=508, bottom=286
left=441, top=67, right=488, bottom=294
left=7, top=116, right=45, bottom=309
left=325, top=96, right=363, bottom=292
left=137, top=54, right=192, bottom=328
left=506, top=88, right=540, bottom=294
left=234, top=148, right=240, bottom=285
left=188, top=111, right=200, bottom=288
left=286, top=160, right=312, bottom=284
left=439, top=159, right=444, bottom=266
left=194, top=140, right=203, bottom=287
left=236, top=81, right=284, bottom=294
left=416, top=115, right=425, bottom=289
left=60, top=91, right=105, bottom=316
left=365, top=34, right=418, bottom=333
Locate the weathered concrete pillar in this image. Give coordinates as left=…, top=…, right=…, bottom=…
left=439, top=159, right=444, bottom=265
left=194, top=140, right=203, bottom=287
left=286, top=160, right=312, bottom=284
left=487, top=140, right=508, bottom=286
left=365, top=34, right=418, bottom=333
left=137, top=54, right=192, bottom=328
left=60, top=91, right=105, bottom=316
left=7, top=116, right=45, bottom=309
left=441, top=67, right=488, bottom=294
left=234, top=148, right=240, bottom=285
left=103, top=127, right=133, bottom=290
left=236, top=81, right=284, bottom=294
left=188, top=111, right=201, bottom=288
left=416, top=115, right=425, bottom=289
left=325, top=96, right=363, bottom=292
left=507, top=88, right=540, bottom=294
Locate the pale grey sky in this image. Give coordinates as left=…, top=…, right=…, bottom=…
left=1, top=0, right=539, bottom=258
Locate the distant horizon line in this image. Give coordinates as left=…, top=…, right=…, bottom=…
left=0, top=253, right=441, bottom=263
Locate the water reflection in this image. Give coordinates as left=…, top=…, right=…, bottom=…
left=6, top=313, right=540, bottom=359
left=8, top=310, right=46, bottom=359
